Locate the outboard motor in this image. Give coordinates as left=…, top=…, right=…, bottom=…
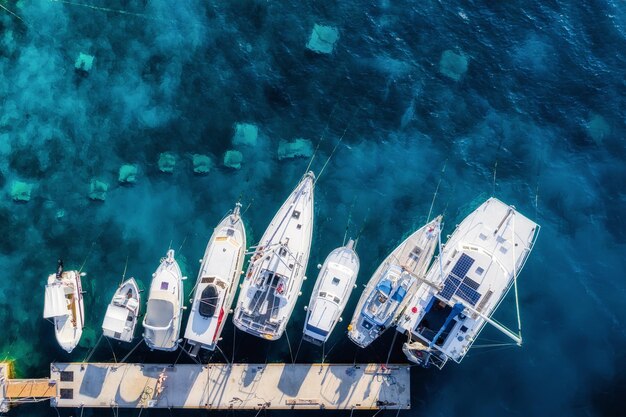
left=56, top=259, right=64, bottom=279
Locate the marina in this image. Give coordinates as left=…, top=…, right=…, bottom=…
left=1, top=361, right=410, bottom=412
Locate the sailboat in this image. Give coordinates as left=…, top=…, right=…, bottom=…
left=184, top=203, right=246, bottom=355
left=143, top=249, right=185, bottom=351
left=396, top=197, right=540, bottom=369
left=43, top=260, right=85, bottom=353
left=302, top=239, right=360, bottom=345
left=102, top=278, right=141, bottom=343
left=233, top=172, right=315, bottom=340
left=348, top=216, right=441, bottom=348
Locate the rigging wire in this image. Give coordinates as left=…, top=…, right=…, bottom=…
left=0, top=3, right=24, bottom=22
left=426, top=159, right=447, bottom=223
left=305, top=104, right=339, bottom=174
left=315, top=107, right=360, bottom=185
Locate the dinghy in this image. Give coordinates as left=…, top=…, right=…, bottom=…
left=184, top=203, right=246, bottom=355
left=303, top=239, right=360, bottom=345
left=348, top=216, right=441, bottom=348
left=396, top=198, right=539, bottom=369
left=43, top=260, right=85, bottom=353
left=102, top=278, right=141, bottom=343
left=233, top=172, right=315, bottom=340
left=143, top=249, right=185, bottom=351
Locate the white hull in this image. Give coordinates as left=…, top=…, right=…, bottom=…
left=102, top=278, right=141, bottom=343
left=303, top=240, right=359, bottom=345
left=143, top=250, right=185, bottom=351
left=396, top=198, right=539, bottom=369
left=233, top=172, right=315, bottom=340
left=44, top=270, right=85, bottom=353
left=348, top=216, right=441, bottom=348
left=185, top=204, right=246, bottom=354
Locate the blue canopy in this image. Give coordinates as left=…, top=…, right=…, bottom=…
left=392, top=286, right=407, bottom=302
left=376, top=280, right=392, bottom=296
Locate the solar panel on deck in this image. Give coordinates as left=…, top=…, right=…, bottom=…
left=463, top=277, right=480, bottom=290
left=451, top=253, right=475, bottom=278
left=456, top=283, right=481, bottom=306
left=440, top=275, right=460, bottom=300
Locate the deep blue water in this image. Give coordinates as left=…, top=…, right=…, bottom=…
left=1, top=0, right=625, bottom=416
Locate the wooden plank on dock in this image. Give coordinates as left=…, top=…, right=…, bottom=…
left=50, top=363, right=411, bottom=410
left=5, top=380, right=57, bottom=399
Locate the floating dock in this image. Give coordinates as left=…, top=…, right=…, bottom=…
left=2, top=362, right=410, bottom=411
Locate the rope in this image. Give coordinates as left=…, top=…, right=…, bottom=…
left=120, top=255, right=129, bottom=285
left=512, top=211, right=523, bottom=343
left=105, top=336, right=118, bottom=363
left=343, top=196, right=358, bottom=246
left=171, top=342, right=186, bottom=366
left=50, top=0, right=167, bottom=22
left=315, top=108, right=360, bottom=185
left=293, top=335, right=304, bottom=363
left=0, top=3, right=24, bottom=22
left=305, top=104, right=338, bottom=173
left=215, top=344, right=231, bottom=366
left=231, top=327, right=237, bottom=364
left=385, top=330, right=399, bottom=366
left=492, top=161, right=498, bottom=196
left=321, top=338, right=341, bottom=363
left=427, top=160, right=447, bottom=222
left=120, top=339, right=143, bottom=363
left=83, top=334, right=104, bottom=363
left=285, top=328, right=295, bottom=364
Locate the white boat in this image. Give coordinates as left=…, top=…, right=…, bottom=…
left=184, top=203, right=246, bottom=355
left=396, top=197, right=540, bottom=369
left=348, top=216, right=441, bottom=348
left=233, top=172, right=315, bottom=340
left=302, top=239, right=360, bottom=345
left=143, top=249, right=185, bottom=351
left=102, top=278, right=141, bottom=343
left=43, top=260, right=85, bottom=353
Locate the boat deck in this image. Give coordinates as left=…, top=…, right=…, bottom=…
left=49, top=362, right=409, bottom=410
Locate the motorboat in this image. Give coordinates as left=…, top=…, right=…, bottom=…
left=143, top=249, right=185, bottom=351
left=102, top=278, right=141, bottom=343
left=43, top=260, right=85, bottom=353
left=302, top=239, right=360, bottom=345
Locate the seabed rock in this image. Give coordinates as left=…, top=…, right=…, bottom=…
left=278, top=138, right=314, bottom=160
left=118, top=164, right=138, bottom=184
left=587, top=113, right=610, bottom=144
left=223, top=150, right=243, bottom=169
left=10, top=181, right=32, bottom=202
left=88, top=179, right=108, bottom=201
left=75, top=52, right=95, bottom=73
left=306, top=24, right=339, bottom=54
left=158, top=152, right=176, bottom=173
left=232, top=123, right=259, bottom=147
left=192, top=154, right=213, bottom=174
left=439, top=50, right=469, bottom=81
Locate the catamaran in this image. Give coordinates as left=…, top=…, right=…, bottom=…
left=396, top=197, right=539, bottom=369
left=184, top=203, right=246, bottom=355
left=233, top=171, right=315, bottom=340
left=348, top=216, right=441, bottom=348
left=143, top=249, right=185, bottom=351
left=43, top=260, right=85, bottom=353
left=102, top=278, right=141, bottom=343
left=302, top=239, right=360, bottom=345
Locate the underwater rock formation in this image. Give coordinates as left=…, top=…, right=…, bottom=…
left=277, top=138, right=314, bottom=160
left=439, top=50, right=468, bottom=81
left=232, top=123, right=259, bottom=147
left=158, top=152, right=176, bottom=173
left=306, top=24, right=339, bottom=54
left=223, top=150, right=243, bottom=169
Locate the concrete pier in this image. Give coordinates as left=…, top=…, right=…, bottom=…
left=50, top=362, right=410, bottom=410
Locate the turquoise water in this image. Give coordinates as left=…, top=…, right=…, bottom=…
left=1, top=0, right=625, bottom=416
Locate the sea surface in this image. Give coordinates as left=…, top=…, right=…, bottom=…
left=1, top=0, right=625, bottom=416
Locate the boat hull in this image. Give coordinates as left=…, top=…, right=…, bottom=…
left=303, top=241, right=359, bottom=345
left=348, top=217, right=441, bottom=348
left=185, top=205, right=246, bottom=354
left=143, top=250, right=184, bottom=352
left=102, top=278, right=141, bottom=343
left=233, top=172, right=315, bottom=341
